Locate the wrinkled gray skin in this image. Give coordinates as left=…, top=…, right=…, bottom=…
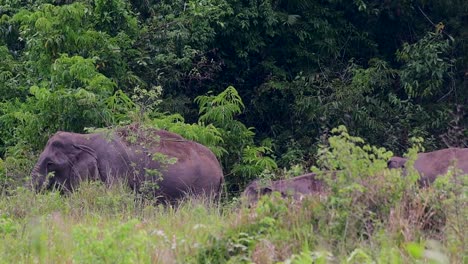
left=31, top=128, right=224, bottom=202
left=388, top=148, right=468, bottom=187
left=242, top=173, right=328, bottom=205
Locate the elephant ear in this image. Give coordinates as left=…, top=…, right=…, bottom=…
left=260, top=187, right=273, bottom=195
left=73, top=144, right=97, bottom=160
left=71, top=144, right=100, bottom=182
left=387, top=158, right=402, bottom=169
left=387, top=159, right=396, bottom=168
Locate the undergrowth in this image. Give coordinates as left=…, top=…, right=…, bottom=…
left=0, top=126, right=466, bottom=263
left=0, top=179, right=464, bottom=263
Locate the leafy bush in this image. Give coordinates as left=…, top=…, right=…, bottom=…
left=313, top=126, right=418, bottom=249
left=397, top=31, right=454, bottom=99
left=195, top=86, right=277, bottom=193
left=0, top=55, right=125, bottom=152
left=196, top=193, right=286, bottom=263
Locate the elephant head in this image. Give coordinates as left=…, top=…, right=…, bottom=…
left=31, top=132, right=99, bottom=192
left=242, top=181, right=274, bottom=205
left=242, top=173, right=328, bottom=205
left=387, top=157, right=408, bottom=170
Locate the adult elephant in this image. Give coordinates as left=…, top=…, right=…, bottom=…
left=31, top=125, right=224, bottom=202
left=242, top=173, right=328, bottom=205
left=387, top=148, right=468, bottom=187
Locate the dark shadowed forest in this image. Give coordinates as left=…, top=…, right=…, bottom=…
left=1, top=0, right=467, bottom=189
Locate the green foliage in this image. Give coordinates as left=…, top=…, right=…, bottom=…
left=316, top=125, right=394, bottom=176
left=0, top=55, right=121, bottom=152
left=0, top=215, right=18, bottom=235
left=196, top=86, right=245, bottom=126
left=231, top=145, right=278, bottom=182
left=255, top=192, right=289, bottom=220
left=405, top=240, right=451, bottom=264
left=105, top=89, right=137, bottom=124
left=0, top=0, right=146, bottom=159
left=196, top=86, right=277, bottom=192
left=92, top=0, right=138, bottom=37
left=0, top=45, right=25, bottom=101
left=12, top=3, right=91, bottom=74
left=282, top=250, right=334, bottom=264
left=196, top=193, right=286, bottom=263
left=150, top=114, right=226, bottom=158
left=131, top=85, right=163, bottom=114
left=8, top=1, right=140, bottom=89
left=1, top=0, right=467, bottom=181
left=0, top=151, right=35, bottom=190
left=264, top=55, right=438, bottom=165
left=134, top=0, right=231, bottom=99
left=314, top=126, right=418, bottom=249
left=196, top=86, right=255, bottom=163
left=397, top=31, right=454, bottom=99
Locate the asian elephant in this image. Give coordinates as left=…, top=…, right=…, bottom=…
left=387, top=148, right=468, bottom=187
left=31, top=125, right=224, bottom=202
left=242, top=173, right=328, bottom=205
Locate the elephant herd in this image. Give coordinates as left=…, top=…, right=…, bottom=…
left=31, top=126, right=468, bottom=204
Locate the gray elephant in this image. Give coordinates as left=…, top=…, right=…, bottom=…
left=387, top=148, right=468, bottom=187
left=31, top=125, right=224, bottom=202
left=242, top=173, right=328, bottom=205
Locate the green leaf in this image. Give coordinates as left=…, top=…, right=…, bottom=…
left=405, top=242, right=424, bottom=258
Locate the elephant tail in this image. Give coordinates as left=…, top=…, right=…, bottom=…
left=215, top=175, right=225, bottom=201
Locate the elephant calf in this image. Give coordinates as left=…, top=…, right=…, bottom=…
left=388, top=147, right=468, bottom=187
left=242, top=173, right=328, bottom=205
left=31, top=125, right=224, bottom=202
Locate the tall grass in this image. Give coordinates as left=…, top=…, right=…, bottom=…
left=0, top=127, right=465, bottom=263
left=0, top=182, right=229, bottom=263
left=0, top=178, right=465, bottom=263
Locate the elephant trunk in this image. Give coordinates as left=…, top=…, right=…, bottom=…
left=30, top=159, right=47, bottom=191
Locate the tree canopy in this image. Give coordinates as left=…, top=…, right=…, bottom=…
left=0, top=0, right=467, bottom=192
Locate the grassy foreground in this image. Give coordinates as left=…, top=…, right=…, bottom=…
left=1, top=129, right=466, bottom=263
left=0, top=176, right=466, bottom=264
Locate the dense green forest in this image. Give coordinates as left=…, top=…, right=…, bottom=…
left=1, top=0, right=467, bottom=191
left=0, top=1, right=467, bottom=262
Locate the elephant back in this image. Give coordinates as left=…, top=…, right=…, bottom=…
left=111, top=125, right=224, bottom=200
